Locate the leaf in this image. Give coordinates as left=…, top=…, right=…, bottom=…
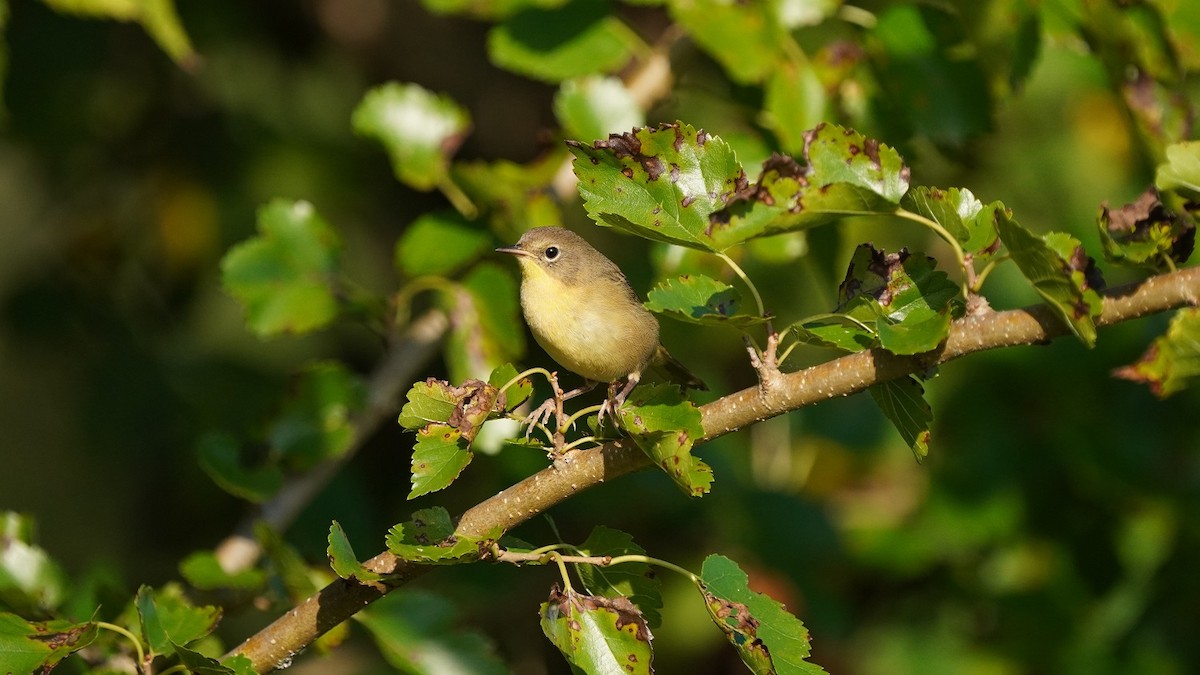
left=576, top=526, right=664, bottom=629
left=645, top=274, right=769, bottom=328
left=173, top=643, right=254, bottom=674
left=901, top=186, right=1003, bottom=258
left=570, top=122, right=909, bottom=252
left=0, top=612, right=98, bottom=674
left=764, top=60, right=829, bottom=153
left=488, top=0, right=639, bottom=83
left=452, top=156, right=565, bottom=239
left=398, top=378, right=460, bottom=430
left=1114, top=307, right=1200, bottom=398
left=489, top=362, right=533, bottom=410
left=869, top=376, right=933, bottom=461
left=385, top=507, right=502, bottom=564
left=359, top=590, right=510, bottom=674
left=540, top=586, right=654, bottom=674
left=395, top=211, right=493, bottom=277
left=352, top=82, right=471, bottom=191
left=179, top=551, right=267, bottom=592
left=196, top=433, right=283, bottom=504
left=790, top=317, right=876, bottom=353
left=135, top=584, right=222, bottom=656
left=996, top=214, right=1103, bottom=347
left=666, top=0, right=785, bottom=84
left=555, top=75, right=644, bottom=143
left=0, top=512, right=68, bottom=615
left=1098, top=187, right=1195, bottom=270
left=444, top=263, right=524, bottom=383
left=220, top=199, right=343, bottom=337
left=255, top=523, right=317, bottom=601
left=269, top=362, right=366, bottom=471
left=699, top=555, right=827, bottom=674
left=617, top=384, right=712, bottom=496
left=409, top=423, right=474, bottom=499
left=327, top=521, right=382, bottom=583
left=1156, top=141, right=1200, bottom=201
left=41, top=0, right=196, bottom=65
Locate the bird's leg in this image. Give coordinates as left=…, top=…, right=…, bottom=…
left=525, top=377, right=598, bottom=439
left=597, top=371, right=641, bottom=428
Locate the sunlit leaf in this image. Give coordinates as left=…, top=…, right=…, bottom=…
left=1156, top=142, right=1200, bottom=202
left=869, top=376, right=933, bottom=461
left=135, top=584, right=222, bottom=656
left=576, top=526, right=664, bottom=628
left=360, top=590, right=509, bottom=674
left=327, top=521, right=381, bottom=583
left=1115, top=307, right=1200, bottom=398
left=385, top=507, right=502, bottom=563
left=617, top=384, right=712, bottom=496
left=0, top=612, right=97, bottom=674
left=540, top=586, right=654, bottom=674
left=1098, top=187, right=1195, bottom=270
left=667, top=0, right=784, bottom=84
left=645, top=274, right=769, bottom=327
left=901, top=186, right=1003, bottom=259
left=398, top=378, right=460, bottom=430
left=196, top=434, right=283, bottom=504
left=489, top=362, right=533, bottom=411
left=352, top=82, right=470, bottom=191
left=764, top=59, right=828, bottom=153
left=270, top=362, right=366, bottom=471
left=555, top=75, right=644, bottom=143
left=488, top=0, right=639, bottom=82
left=700, top=555, right=826, bottom=674
left=0, top=512, right=67, bottom=616
left=395, top=211, right=493, bottom=277
left=409, top=423, right=473, bottom=499
left=221, top=199, right=342, bottom=337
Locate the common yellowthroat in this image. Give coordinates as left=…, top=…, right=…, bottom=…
left=497, top=227, right=705, bottom=421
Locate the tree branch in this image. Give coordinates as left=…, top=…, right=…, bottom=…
left=228, top=265, right=1200, bottom=672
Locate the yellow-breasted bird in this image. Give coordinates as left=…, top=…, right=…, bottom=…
left=496, top=227, right=705, bottom=423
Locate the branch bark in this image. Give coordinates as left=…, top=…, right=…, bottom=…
left=228, top=265, right=1200, bottom=672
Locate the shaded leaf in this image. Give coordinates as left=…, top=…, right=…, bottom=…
left=996, top=215, right=1103, bottom=346
left=0, top=512, right=67, bottom=616
left=1157, top=140, right=1200, bottom=201
left=359, top=590, right=509, bottom=674
left=398, top=378, right=460, bottom=430
left=901, top=186, right=1003, bottom=258
left=409, top=424, right=473, bottom=499
left=42, top=0, right=196, bottom=65
left=576, top=526, right=664, bottom=629
left=764, top=59, right=829, bottom=153
left=617, top=384, right=712, bottom=496
left=1115, top=307, right=1200, bottom=398
left=221, top=199, right=342, bottom=337
left=1099, top=187, right=1195, bottom=270
left=667, top=0, right=785, bottom=84
left=327, top=521, right=381, bottom=583
left=444, top=263, right=524, bottom=383
left=196, top=434, right=283, bottom=504
left=790, top=317, right=876, bottom=353
left=352, top=82, right=470, bottom=191
left=418, top=0, right=564, bottom=20
left=700, top=555, right=826, bottom=674
left=489, top=362, right=533, bottom=411
left=869, top=376, right=933, bottom=461
left=540, top=585, right=654, bottom=674
left=135, top=584, right=222, bottom=656
left=453, top=156, right=565, bottom=240
left=255, top=523, right=317, bottom=601
left=645, top=274, right=769, bottom=328
left=395, top=211, right=493, bottom=277
left=385, top=507, right=502, bottom=564
left=173, top=643, right=255, bottom=674
left=555, top=75, right=644, bottom=143
left=0, top=612, right=97, bottom=674
left=270, top=362, right=366, bottom=471
left=488, top=0, right=639, bottom=83
left=179, top=551, right=267, bottom=592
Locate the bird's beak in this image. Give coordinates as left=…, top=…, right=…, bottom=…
left=496, top=245, right=532, bottom=258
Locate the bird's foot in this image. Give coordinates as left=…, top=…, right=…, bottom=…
left=522, top=398, right=558, bottom=439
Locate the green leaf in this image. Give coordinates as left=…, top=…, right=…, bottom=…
left=173, top=643, right=252, bottom=674
left=1115, top=307, right=1200, bottom=398
left=790, top=316, right=876, bottom=353
left=359, top=590, right=509, bottom=674
left=179, top=551, right=267, bottom=592
left=540, top=586, right=654, bottom=674
left=1157, top=141, right=1200, bottom=201
left=489, top=362, right=533, bottom=410
left=395, top=211, right=493, bottom=277
left=1098, top=187, right=1195, bottom=270
left=764, top=60, right=829, bottom=153
left=352, top=82, right=471, bottom=191
left=0, top=612, right=97, bottom=674
left=409, top=423, right=474, bottom=499
left=996, top=215, right=1103, bottom=347
left=398, top=378, right=460, bottom=430
left=645, top=274, right=769, bottom=328
left=555, top=75, right=644, bottom=142
left=41, top=0, right=196, bottom=65
left=617, top=384, right=712, bottom=496
left=269, top=362, right=366, bottom=471
left=576, top=526, right=664, bottom=629
left=255, top=523, right=317, bottom=601
left=196, top=433, right=283, bottom=503
left=667, top=0, right=785, bottom=84
left=452, top=156, right=565, bottom=240
left=570, top=122, right=909, bottom=252
left=135, top=584, right=222, bottom=656
left=418, top=0, right=565, bottom=20
left=385, top=507, right=502, bottom=564
left=488, top=0, right=639, bottom=83
left=444, top=262, right=524, bottom=383
left=700, top=555, right=827, bottom=674
left=221, top=199, right=343, bottom=337
left=327, top=521, right=382, bottom=583
left=901, top=186, right=1002, bottom=258
left=0, top=512, right=67, bottom=615
left=869, top=376, right=933, bottom=461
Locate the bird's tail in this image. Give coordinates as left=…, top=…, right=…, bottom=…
left=651, top=345, right=708, bottom=391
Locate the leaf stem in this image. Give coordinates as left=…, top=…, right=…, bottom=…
left=393, top=276, right=459, bottom=328
left=838, top=4, right=878, bottom=28
left=715, top=251, right=767, bottom=319
left=96, top=621, right=146, bottom=671
left=438, top=176, right=478, bottom=219
left=563, top=404, right=604, bottom=431
left=894, top=207, right=970, bottom=298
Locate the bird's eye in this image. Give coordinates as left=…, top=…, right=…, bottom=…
left=544, top=246, right=559, bottom=260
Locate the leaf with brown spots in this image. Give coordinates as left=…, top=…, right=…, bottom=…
left=385, top=506, right=502, bottom=564
left=0, top=613, right=98, bottom=674
left=617, top=384, right=712, bottom=497
left=1115, top=307, right=1200, bottom=398
left=539, top=584, right=654, bottom=675
left=645, top=274, right=770, bottom=328
left=1098, top=187, right=1195, bottom=270
left=576, top=526, right=664, bottom=628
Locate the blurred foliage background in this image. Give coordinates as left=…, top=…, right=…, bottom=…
left=2, top=0, right=1200, bottom=672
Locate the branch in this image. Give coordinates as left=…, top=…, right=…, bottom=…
left=228, top=265, right=1200, bottom=672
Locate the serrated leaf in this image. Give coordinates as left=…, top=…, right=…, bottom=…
left=0, top=612, right=97, bottom=673
left=327, top=521, right=382, bottom=583
left=555, top=75, right=644, bottom=142
left=395, top=211, right=493, bottom=277
left=385, top=507, right=502, bottom=563
left=409, top=424, right=474, bottom=499
left=645, top=274, right=769, bottom=327
left=0, top=512, right=67, bottom=615
left=996, top=215, right=1103, bottom=346
left=570, top=122, right=908, bottom=253
left=901, top=186, right=1002, bottom=258
left=352, top=82, right=470, bottom=191
left=617, top=384, right=712, bottom=496
left=700, top=555, right=827, bottom=674
left=173, top=642, right=246, bottom=674
left=576, top=526, right=663, bottom=629
left=1115, top=307, right=1200, bottom=398
left=270, top=362, right=366, bottom=471
left=1098, top=187, right=1195, bottom=270
left=488, top=0, right=639, bottom=83
left=790, top=317, right=876, bottom=353
left=1156, top=141, right=1200, bottom=201
left=179, top=551, right=267, bottom=592
left=667, top=0, right=785, bottom=84
left=196, top=434, right=283, bottom=504
left=221, top=199, right=342, bottom=337
left=540, top=586, right=654, bottom=674
left=398, top=378, right=460, bottom=430
left=360, top=590, right=510, bottom=674
left=135, top=584, right=222, bottom=656
left=869, top=376, right=933, bottom=461
left=489, top=362, right=533, bottom=410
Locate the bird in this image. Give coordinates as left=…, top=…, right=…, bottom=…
left=496, top=227, right=705, bottom=427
